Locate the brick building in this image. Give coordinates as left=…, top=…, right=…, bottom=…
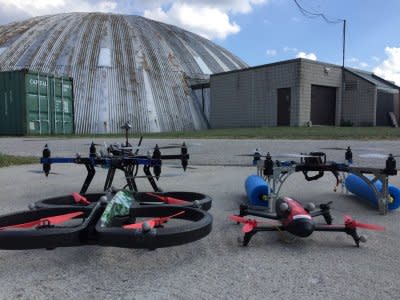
left=207, top=58, right=400, bottom=128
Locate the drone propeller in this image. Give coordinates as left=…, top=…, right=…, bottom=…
left=128, top=173, right=183, bottom=179
left=83, top=142, right=103, bottom=146
left=144, top=193, right=190, bottom=205
left=123, top=211, right=185, bottom=230
left=229, top=215, right=280, bottom=233
left=72, top=192, right=91, bottom=205
left=166, top=165, right=197, bottom=170
left=0, top=211, right=84, bottom=230
left=321, top=146, right=385, bottom=152
left=29, top=170, right=61, bottom=175
left=118, top=145, right=183, bottom=151
left=343, top=215, right=385, bottom=231
left=237, top=153, right=318, bottom=158
left=165, top=142, right=201, bottom=148
left=359, top=153, right=400, bottom=159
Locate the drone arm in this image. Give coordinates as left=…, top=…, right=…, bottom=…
left=240, top=226, right=284, bottom=246
left=314, top=224, right=362, bottom=247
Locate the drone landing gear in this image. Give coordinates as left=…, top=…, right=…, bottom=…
left=310, top=202, right=334, bottom=225
left=346, top=228, right=367, bottom=247
left=143, top=165, right=162, bottom=192
left=240, top=231, right=257, bottom=247
left=314, top=225, right=367, bottom=247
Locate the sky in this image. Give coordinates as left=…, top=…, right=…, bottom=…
left=0, top=0, right=399, bottom=85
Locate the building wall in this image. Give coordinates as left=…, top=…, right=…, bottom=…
left=209, top=58, right=387, bottom=129
left=210, top=60, right=300, bottom=128
left=376, top=90, right=400, bottom=126
left=342, top=71, right=377, bottom=126
left=299, top=60, right=343, bottom=125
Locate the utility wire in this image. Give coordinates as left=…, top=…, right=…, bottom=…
left=293, top=0, right=344, bottom=23
left=292, top=0, right=346, bottom=67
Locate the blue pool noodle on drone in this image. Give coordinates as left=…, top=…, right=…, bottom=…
left=345, top=174, right=400, bottom=210
left=245, top=175, right=270, bottom=207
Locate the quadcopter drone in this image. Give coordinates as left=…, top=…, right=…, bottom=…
left=40, top=122, right=190, bottom=194
left=239, top=146, right=398, bottom=214
left=230, top=196, right=384, bottom=247
left=0, top=189, right=213, bottom=250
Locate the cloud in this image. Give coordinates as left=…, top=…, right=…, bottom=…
left=373, top=47, right=400, bottom=86
left=144, top=1, right=267, bottom=39
left=144, top=4, right=240, bottom=39
left=371, top=56, right=380, bottom=62
left=266, top=49, right=277, bottom=56
left=347, top=57, right=359, bottom=63
left=0, top=0, right=267, bottom=40
left=0, top=0, right=118, bottom=24
left=296, top=51, right=317, bottom=61
left=283, top=46, right=298, bottom=53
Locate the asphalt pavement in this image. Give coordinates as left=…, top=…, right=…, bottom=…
left=0, top=138, right=399, bottom=300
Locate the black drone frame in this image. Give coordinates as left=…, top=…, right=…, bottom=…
left=0, top=191, right=213, bottom=250
left=255, top=150, right=397, bottom=214
left=41, top=143, right=189, bottom=194
left=238, top=203, right=366, bottom=247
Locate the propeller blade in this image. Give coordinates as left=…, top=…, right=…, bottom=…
left=166, top=165, right=197, bottom=170
left=229, top=215, right=257, bottom=233
left=130, top=173, right=182, bottom=179
left=0, top=211, right=84, bottom=230
left=123, top=211, right=185, bottom=230
left=276, top=153, right=319, bottom=158
left=119, top=145, right=182, bottom=151
left=144, top=193, right=190, bottom=205
left=83, top=143, right=103, bottom=146
left=45, top=211, right=85, bottom=224
left=242, top=223, right=255, bottom=233
left=229, top=215, right=248, bottom=223
left=237, top=153, right=318, bottom=158
left=359, top=153, right=389, bottom=159
left=321, top=147, right=348, bottom=151
left=72, top=192, right=91, bottom=205
left=123, top=221, right=153, bottom=230
left=344, top=215, right=385, bottom=231
left=165, top=142, right=201, bottom=148
left=322, top=147, right=385, bottom=152
left=28, top=170, right=61, bottom=175
left=353, top=222, right=385, bottom=231
left=359, top=153, right=400, bottom=159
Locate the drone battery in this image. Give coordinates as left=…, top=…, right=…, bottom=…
left=345, top=174, right=400, bottom=211
left=245, top=175, right=270, bottom=207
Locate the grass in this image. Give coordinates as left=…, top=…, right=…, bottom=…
left=0, top=153, right=38, bottom=168
left=5, top=126, right=400, bottom=140
left=138, top=127, right=400, bottom=140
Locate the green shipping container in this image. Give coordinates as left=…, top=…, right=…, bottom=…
left=0, top=69, right=74, bottom=135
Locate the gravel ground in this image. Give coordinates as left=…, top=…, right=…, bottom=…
left=0, top=138, right=400, bottom=300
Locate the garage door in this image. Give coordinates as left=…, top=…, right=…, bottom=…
left=311, top=85, right=336, bottom=125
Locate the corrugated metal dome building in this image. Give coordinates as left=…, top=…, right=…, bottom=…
left=0, top=13, right=247, bottom=133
